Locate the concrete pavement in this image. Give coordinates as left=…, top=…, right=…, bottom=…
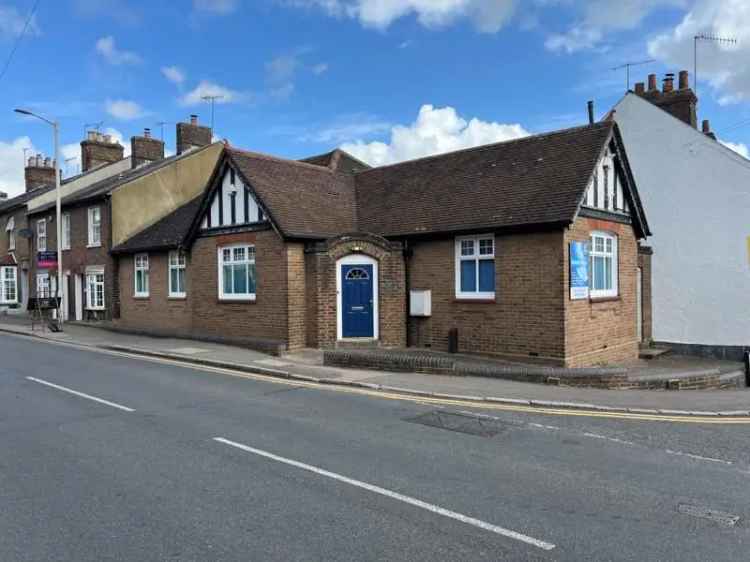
left=0, top=318, right=748, bottom=416
left=2, top=333, right=750, bottom=560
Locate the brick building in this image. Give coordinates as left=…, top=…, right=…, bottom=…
left=112, top=121, right=651, bottom=366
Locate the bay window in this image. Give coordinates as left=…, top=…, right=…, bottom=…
left=455, top=235, right=495, bottom=299
left=590, top=232, right=618, bottom=298
left=0, top=266, right=17, bottom=304
left=168, top=251, right=186, bottom=298
left=134, top=253, right=149, bottom=297
left=218, top=244, right=256, bottom=300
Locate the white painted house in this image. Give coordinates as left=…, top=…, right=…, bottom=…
left=611, top=72, right=750, bottom=359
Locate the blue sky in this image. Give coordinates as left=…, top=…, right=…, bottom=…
left=1, top=0, right=749, bottom=197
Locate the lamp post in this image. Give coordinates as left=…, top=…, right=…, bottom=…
left=14, top=108, right=63, bottom=328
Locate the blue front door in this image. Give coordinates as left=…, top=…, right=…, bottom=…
left=342, top=264, right=374, bottom=338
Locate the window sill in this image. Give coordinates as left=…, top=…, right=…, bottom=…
left=85, top=307, right=106, bottom=312
left=454, top=297, right=496, bottom=304
left=168, top=295, right=187, bottom=301
left=218, top=296, right=257, bottom=304
left=87, top=244, right=102, bottom=249
left=133, top=295, right=150, bottom=300
left=589, top=295, right=620, bottom=304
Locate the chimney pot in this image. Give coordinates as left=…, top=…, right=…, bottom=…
left=587, top=100, right=595, bottom=125
left=648, top=74, right=658, bottom=91
left=144, top=128, right=151, bottom=138
left=635, top=82, right=645, bottom=95
left=702, top=119, right=711, bottom=133
left=679, top=70, right=689, bottom=90
left=43, top=157, right=51, bottom=167
left=190, top=114, right=198, bottom=125
left=87, top=130, right=97, bottom=141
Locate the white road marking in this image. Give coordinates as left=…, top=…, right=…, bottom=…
left=213, top=437, right=556, bottom=551
left=665, top=449, right=732, bottom=465
left=26, top=377, right=135, bottom=412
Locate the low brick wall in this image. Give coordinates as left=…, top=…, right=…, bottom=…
left=323, top=349, right=740, bottom=391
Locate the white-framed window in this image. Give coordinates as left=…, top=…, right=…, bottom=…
left=134, top=253, right=149, bottom=297
left=168, top=251, right=187, bottom=298
left=62, top=213, right=71, bottom=250
left=86, top=270, right=105, bottom=310
left=5, top=216, right=15, bottom=252
left=0, top=266, right=17, bottom=304
left=590, top=232, right=618, bottom=299
left=88, top=206, right=101, bottom=247
left=36, top=272, right=50, bottom=299
left=455, top=235, right=496, bottom=299
left=37, top=219, right=47, bottom=252
left=218, top=244, right=256, bottom=301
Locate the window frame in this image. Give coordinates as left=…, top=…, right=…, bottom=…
left=0, top=266, right=17, bottom=304
left=36, top=272, right=50, bottom=299
left=168, top=250, right=187, bottom=298
left=134, top=253, right=150, bottom=297
left=61, top=212, right=71, bottom=250
left=87, top=206, right=101, bottom=248
left=217, top=244, right=256, bottom=301
left=454, top=234, right=496, bottom=300
left=37, top=219, right=47, bottom=252
left=86, top=270, right=105, bottom=310
left=589, top=231, right=619, bottom=299
left=6, top=216, right=15, bottom=252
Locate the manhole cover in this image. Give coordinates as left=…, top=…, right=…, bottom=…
left=405, top=410, right=506, bottom=438
left=677, top=504, right=740, bottom=527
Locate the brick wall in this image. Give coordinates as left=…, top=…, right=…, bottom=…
left=190, top=229, right=290, bottom=348
left=638, top=245, right=653, bottom=343
left=407, top=232, right=566, bottom=362
left=563, top=216, right=640, bottom=367
left=117, top=252, right=192, bottom=335
left=286, top=242, right=307, bottom=351
left=0, top=207, right=31, bottom=264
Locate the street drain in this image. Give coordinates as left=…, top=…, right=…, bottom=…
left=405, top=410, right=506, bottom=437
left=677, top=504, right=740, bottom=527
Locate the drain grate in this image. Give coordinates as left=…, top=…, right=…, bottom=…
left=677, top=504, right=741, bottom=527
left=405, top=410, right=506, bottom=437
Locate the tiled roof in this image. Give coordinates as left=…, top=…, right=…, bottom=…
left=229, top=148, right=358, bottom=238
left=300, top=149, right=370, bottom=174
left=111, top=195, right=203, bottom=254
left=355, top=122, right=616, bottom=237
left=0, top=185, right=55, bottom=213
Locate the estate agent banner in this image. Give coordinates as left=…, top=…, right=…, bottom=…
left=569, top=241, right=589, bottom=300
left=38, top=251, right=58, bottom=269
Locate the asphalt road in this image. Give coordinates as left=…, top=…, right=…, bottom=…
left=2, top=334, right=750, bottom=561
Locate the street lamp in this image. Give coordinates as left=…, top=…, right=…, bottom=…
left=14, top=108, right=64, bottom=328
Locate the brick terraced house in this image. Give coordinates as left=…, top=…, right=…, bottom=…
left=112, top=121, right=650, bottom=366
left=28, top=117, right=223, bottom=322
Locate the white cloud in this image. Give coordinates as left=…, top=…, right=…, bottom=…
left=161, top=65, right=186, bottom=86
left=289, top=0, right=517, bottom=33
left=720, top=139, right=750, bottom=159
left=545, top=26, right=602, bottom=54
left=74, top=0, right=141, bottom=25
left=193, top=0, right=239, bottom=14
left=0, top=5, right=40, bottom=40
left=179, top=80, right=245, bottom=106
left=0, top=136, right=34, bottom=198
left=340, top=104, right=529, bottom=167
left=649, top=0, right=750, bottom=103
left=295, top=113, right=392, bottom=143
left=312, top=62, right=329, bottom=75
left=95, top=35, right=141, bottom=65
left=105, top=99, right=146, bottom=121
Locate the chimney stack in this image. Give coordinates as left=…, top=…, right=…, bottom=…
left=176, top=114, right=212, bottom=155
left=0, top=191, right=8, bottom=200
left=131, top=128, right=165, bottom=168
left=679, top=70, right=689, bottom=90
left=637, top=69, right=698, bottom=129
left=81, top=131, right=125, bottom=172
left=634, top=82, right=645, bottom=95
left=587, top=100, right=595, bottom=125
left=24, top=152, right=57, bottom=192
